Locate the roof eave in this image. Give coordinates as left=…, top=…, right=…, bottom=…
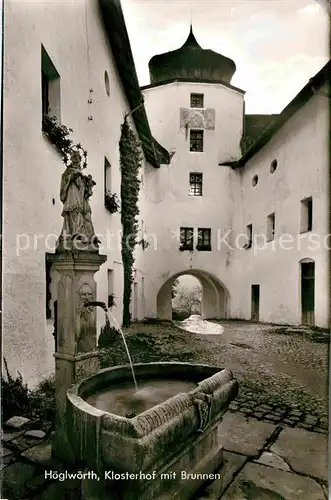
left=98, top=0, right=170, bottom=167
left=141, top=77, right=245, bottom=95
left=218, top=160, right=243, bottom=168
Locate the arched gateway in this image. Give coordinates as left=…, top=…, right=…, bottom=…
left=156, top=269, right=230, bottom=320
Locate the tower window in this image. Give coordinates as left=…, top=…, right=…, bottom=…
left=180, top=227, right=194, bottom=251
left=190, top=130, right=204, bottom=152
left=41, top=45, right=61, bottom=124
left=267, top=213, right=275, bottom=241
left=301, top=197, right=313, bottom=232
left=189, top=173, right=203, bottom=196
left=190, top=93, right=204, bottom=108
left=197, top=228, right=211, bottom=251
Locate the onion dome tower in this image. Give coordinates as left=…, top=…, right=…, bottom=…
left=148, top=25, right=236, bottom=85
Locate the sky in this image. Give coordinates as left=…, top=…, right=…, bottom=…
left=122, top=0, right=330, bottom=113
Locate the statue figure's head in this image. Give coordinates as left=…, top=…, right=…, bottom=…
left=70, top=149, right=82, bottom=168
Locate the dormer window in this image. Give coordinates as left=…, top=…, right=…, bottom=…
left=190, top=93, right=204, bottom=108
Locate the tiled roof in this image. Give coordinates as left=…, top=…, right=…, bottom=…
left=241, top=114, right=279, bottom=154
left=220, top=60, right=330, bottom=168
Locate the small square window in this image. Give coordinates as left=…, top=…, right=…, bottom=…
left=180, top=227, right=194, bottom=251
left=190, top=130, right=204, bottom=152
left=245, top=224, right=252, bottom=249
left=42, top=70, right=50, bottom=117
left=197, top=228, right=211, bottom=251
left=108, top=269, right=115, bottom=308
left=300, top=197, right=313, bottom=232
left=190, top=93, right=204, bottom=108
left=41, top=45, right=61, bottom=125
left=104, top=157, right=111, bottom=193
left=104, top=158, right=118, bottom=213
left=267, top=213, right=275, bottom=241
left=189, top=173, right=203, bottom=196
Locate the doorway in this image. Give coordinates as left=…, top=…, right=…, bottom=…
left=251, top=285, right=260, bottom=321
left=172, top=275, right=202, bottom=320
left=156, top=269, right=229, bottom=320
left=301, top=262, right=315, bottom=325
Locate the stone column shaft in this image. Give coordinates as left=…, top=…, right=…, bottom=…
left=47, top=251, right=106, bottom=461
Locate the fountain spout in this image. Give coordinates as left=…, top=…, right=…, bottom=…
left=84, top=301, right=108, bottom=313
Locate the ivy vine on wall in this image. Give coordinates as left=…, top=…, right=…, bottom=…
left=119, top=118, right=142, bottom=326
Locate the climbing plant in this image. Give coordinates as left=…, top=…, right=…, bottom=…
left=42, top=115, right=88, bottom=168
left=119, top=118, right=142, bottom=326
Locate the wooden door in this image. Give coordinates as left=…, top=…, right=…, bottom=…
left=301, top=262, right=315, bottom=326
left=251, top=285, right=260, bottom=321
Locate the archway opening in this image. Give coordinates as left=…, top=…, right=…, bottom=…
left=156, top=269, right=229, bottom=321
left=172, top=275, right=202, bottom=320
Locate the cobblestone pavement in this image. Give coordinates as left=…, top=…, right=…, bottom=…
left=172, top=318, right=329, bottom=421
left=227, top=395, right=328, bottom=434
left=215, top=321, right=329, bottom=420
left=107, top=320, right=329, bottom=419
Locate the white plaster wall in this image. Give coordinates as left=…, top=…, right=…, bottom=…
left=143, top=82, right=244, bottom=163
left=3, top=0, right=142, bottom=386
left=140, top=82, right=244, bottom=318
left=229, top=91, right=329, bottom=327
left=140, top=80, right=328, bottom=328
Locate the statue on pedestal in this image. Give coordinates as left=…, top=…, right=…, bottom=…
left=51, top=143, right=107, bottom=462
left=56, top=149, right=99, bottom=252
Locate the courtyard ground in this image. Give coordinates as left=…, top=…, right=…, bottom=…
left=1, top=319, right=329, bottom=499
left=100, top=319, right=329, bottom=420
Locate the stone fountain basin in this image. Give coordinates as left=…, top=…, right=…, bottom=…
left=67, top=362, right=238, bottom=478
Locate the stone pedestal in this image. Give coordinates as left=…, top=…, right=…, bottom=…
left=47, top=251, right=106, bottom=462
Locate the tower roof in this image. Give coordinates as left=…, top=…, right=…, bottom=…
left=149, top=26, right=236, bottom=85
left=182, top=24, right=202, bottom=49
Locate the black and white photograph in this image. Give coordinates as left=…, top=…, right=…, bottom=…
left=0, top=0, right=330, bottom=498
